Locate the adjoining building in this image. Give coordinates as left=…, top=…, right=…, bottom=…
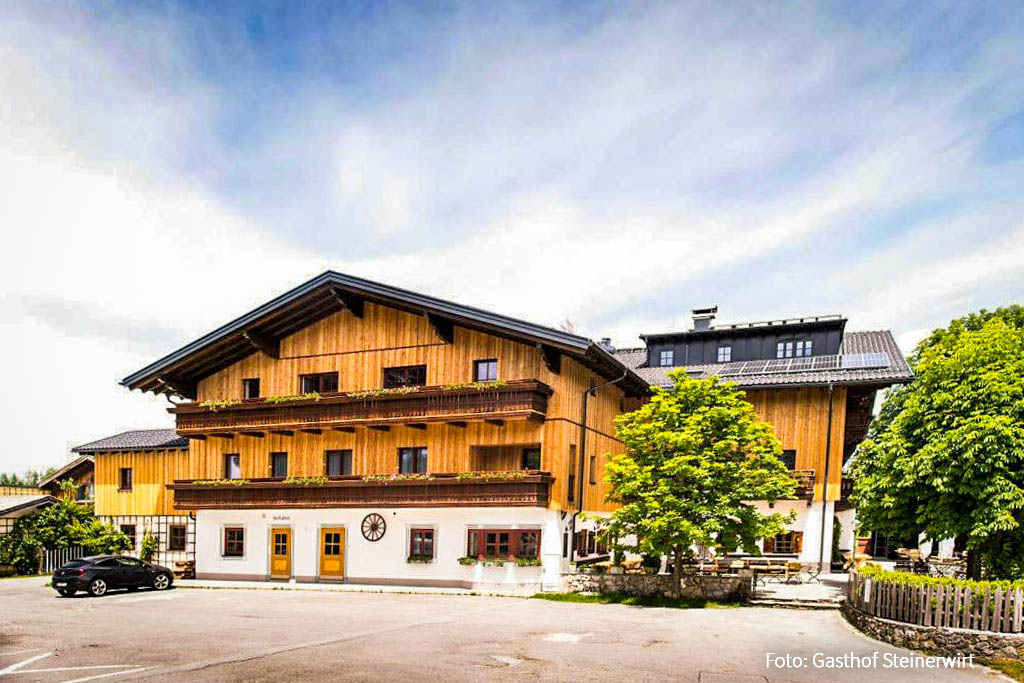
left=0, top=489, right=57, bottom=537
left=70, top=429, right=193, bottom=567
left=614, top=306, right=913, bottom=567
left=38, top=454, right=95, bottom=503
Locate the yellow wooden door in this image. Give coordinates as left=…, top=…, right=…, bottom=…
left=270, top=528, right=291, bottom=579
left=319, top=527, right=345, bottom=579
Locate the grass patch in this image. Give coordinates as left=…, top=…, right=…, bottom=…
left=531, top=592, right=741, bottom=609
left=986, top=659, right=1024, bottom=682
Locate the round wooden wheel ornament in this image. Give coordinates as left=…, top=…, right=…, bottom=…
left=361, top=513, right=386, bottom=542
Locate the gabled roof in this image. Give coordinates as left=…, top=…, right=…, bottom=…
left=0, top=494, right=56, bottom=517
left=616, top=330, right=913, bottom=389
left=72, top=429, right=189, bottom=454
left=37, top=455, right=94, bottom=488
left=121, top=271, right=650, bottom=398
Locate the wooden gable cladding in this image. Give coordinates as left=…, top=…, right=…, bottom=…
left=93, top=449, right=192, bottom=516
left=195, top=303, right=561, bottom=401
left=743, top=386, right=848, bottom=502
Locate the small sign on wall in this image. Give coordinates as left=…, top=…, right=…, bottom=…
left=863, top=578, right=872, bottom=603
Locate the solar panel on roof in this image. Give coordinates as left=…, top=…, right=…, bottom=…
left=706, top=352, right=890, bottom=379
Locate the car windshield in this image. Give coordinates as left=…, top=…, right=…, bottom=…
left=61, top=560, right=88, bottom=568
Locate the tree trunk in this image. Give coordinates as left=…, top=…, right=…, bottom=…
left=966, top=546, right=982, bottom=581
left=672, top=544, right=683, bottom=599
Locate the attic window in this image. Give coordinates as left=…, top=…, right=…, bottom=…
left=776, top=340, right=813, bottom=358
left=242, top=378, right=260, bottom=399
left=717, top=345, right=732, bottom=363
left=659, top=350, right=674, bottom=366
left=383, top=365, right=426, bottom=388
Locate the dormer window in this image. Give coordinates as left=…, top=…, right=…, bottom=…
left=777, top=340, right=813, bottom=358
left=659, top=350, right=674, bottom=366
left=717, top=345, right=732, bottom=363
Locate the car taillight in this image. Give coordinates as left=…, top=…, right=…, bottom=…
left=74, top=568, right=87, bottom=576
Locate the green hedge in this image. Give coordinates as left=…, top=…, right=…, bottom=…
left=859, top=564, right=1024, bottom=594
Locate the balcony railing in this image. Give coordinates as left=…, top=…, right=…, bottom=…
left=168, top=471, right=553, bottom=509
left=791, top=469, right=815, bottom=499
left=171, top=379, right=552, bottom=435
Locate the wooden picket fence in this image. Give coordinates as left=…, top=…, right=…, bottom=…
left=849, top=570, right=1024, bottom=633
left=41, top=545, right=86, bottom=573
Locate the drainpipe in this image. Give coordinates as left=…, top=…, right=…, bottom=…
left=569, top=370, right=629, bottom=561
left=818, top=382, right=835, bottom=571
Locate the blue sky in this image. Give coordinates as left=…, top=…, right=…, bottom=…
left=1, top=1, right=1023, bottom=472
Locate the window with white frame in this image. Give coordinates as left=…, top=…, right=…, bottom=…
left=777, top=339, right=813, bottom=358
left=717, top=345, right=731, bottom=362
left=659, top=349, right=674, bottom=366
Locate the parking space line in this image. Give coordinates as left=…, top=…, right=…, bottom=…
left=0, top=651, right=40, bottom=658
left=0, top=651, right=51, bottom=674
left=59, top=667, right=151, bottom=683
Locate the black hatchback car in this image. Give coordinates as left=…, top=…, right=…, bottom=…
left=52, top=555, right=174, bottom=597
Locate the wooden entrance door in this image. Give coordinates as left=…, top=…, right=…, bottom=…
left=319, top=527, right=345, bottom=579
left=270, top=528, right=291, bottom=579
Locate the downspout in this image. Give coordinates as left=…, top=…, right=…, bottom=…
left=569, top=370, right=629, bottom=561
left=819, top=382, right=835, bottom=570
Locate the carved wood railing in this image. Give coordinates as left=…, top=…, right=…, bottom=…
left=171, top=379, right=552, bottom=434
left=168, top=471, right=553, bottom=509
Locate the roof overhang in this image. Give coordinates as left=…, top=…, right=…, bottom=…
left=0, top=495, right=58, bottom=517
left=121, top=271, right=650, bottom=399
left=641, top=316, right=847, bottom=342
left=37, top=455, right=94, bottom=488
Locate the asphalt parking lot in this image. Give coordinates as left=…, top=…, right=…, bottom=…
left=0, top=577, right=1003, bottom=682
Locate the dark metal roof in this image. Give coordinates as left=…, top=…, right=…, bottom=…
left=641, top=314, right=847, bottom=341
left=616, top=331, right=913, bottom=389
left=121, top=271, right=649, bottom=398
left=72, top=429, right=188, bottom=454
left=37, top=455, right=94, bottom=488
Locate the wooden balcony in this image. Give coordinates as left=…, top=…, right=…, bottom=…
left=168, top=471, right=553, bottom=509
left=792, top=469, right=816, bottom=500
left=171, top=379, right=552, bottom=436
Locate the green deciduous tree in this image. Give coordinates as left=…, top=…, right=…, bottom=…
left=602, top=369, right=798, bottom=594
left=850, top=308, right=1024, bottom=580
left=0, top=499, right=130, bottom=574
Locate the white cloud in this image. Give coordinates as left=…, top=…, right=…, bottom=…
left=0, top=2, right=1022, bottom=472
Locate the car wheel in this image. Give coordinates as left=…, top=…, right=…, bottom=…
left=88, top=578, right=108, bottom=597
left=58, top=589, right=76, bottom=597
left=152, top=573, right=171, bottom=591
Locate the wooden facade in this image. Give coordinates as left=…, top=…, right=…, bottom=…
left=94, top=448, right=191, bottom=517
left=162, top=304, right=628, bottom=513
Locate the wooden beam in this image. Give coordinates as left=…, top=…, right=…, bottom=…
left=240, top=431, right=265, bottom=438
left=447, top=421, right=467, bottom=428
left=185, top=434, right=207, bottom=441
left=157, top=375, right=197, bottom=400
left=211, top=433, right=235, bottom=440
left=484, top=419, right=505, bottom=427
left=329, top=286, right=364, bottom=318
left=368, top=425, right=391, bottom=432
left=405, top=423, right=427, bottom=430
left=300, top=428, right=322, bottom=435
left=538, top=344, right=561, bottom=374
left=332, top=426, right=356, bottom=433
left=271, top=430, right=294, bottom=437
left=425, top=313, right=454, bottom=344
left=241, top=330, right=280, bottom=359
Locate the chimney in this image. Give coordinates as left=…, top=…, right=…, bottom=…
left=598, top=337, right=615, bottom=353
left=691, top=306, right=718, bottom=332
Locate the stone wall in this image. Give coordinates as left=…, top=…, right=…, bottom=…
left=563, top=572, right=752, bottom=602
left=842, top=601, right=1024, bottom=661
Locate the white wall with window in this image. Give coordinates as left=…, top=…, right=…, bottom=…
left=193, top=507, right=563, bottom=592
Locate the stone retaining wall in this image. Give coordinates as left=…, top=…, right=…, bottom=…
left=842, top=601, right=1024, bottom=661
left=563, top=572, right=752, bottom=602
